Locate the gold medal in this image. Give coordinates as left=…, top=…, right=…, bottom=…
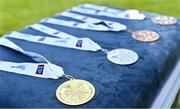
left=56, top=79, right=95, bottom=105
left=132, top=30, right=160, bottom=42
left=152, top=16, right=177, bottom=25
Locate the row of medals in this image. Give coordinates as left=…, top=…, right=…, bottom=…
left=56, top=16, right=177, bottom=105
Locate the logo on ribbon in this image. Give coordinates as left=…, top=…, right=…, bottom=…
left=53, top=31, right=61, bottom=35
left=55, top=39, right=67, bottom=43
left=11, top=65, right=27, bottom=70
left=38, top=37, right=46, bottom=41
left=76, top=40, right=83, bottom=47
left=36, top=65, right=44, bottom=75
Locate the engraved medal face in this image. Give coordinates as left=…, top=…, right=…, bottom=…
left=152, top=16, right=177, bottom=25
left=132, top=30, right=160, bottom=42
left=56, top=79, right=95, bottom=105
left=107, top=49, right=138, bottom=65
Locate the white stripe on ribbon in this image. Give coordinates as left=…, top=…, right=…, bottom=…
left=28, top=24, right=102, bottom=51
left=0, top=37, right=64, bottom=79
left=70, top=4, right=145, bottom=20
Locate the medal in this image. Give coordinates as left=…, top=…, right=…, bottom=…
left=107, top=49, right=138, bottom=65
left=132, top=30, right=160, bottom=42
left=152, top=16, right=177, bottom=25
left=56, top=76, right=95, bottom=105
left=0, top=38, right=95, bottom=106
left=7, top=27, right=140, bottom=66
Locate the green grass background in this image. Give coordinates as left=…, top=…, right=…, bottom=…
left=0, top=0, right=179, bottom=107
left=1, top=0, right=180, bottom=35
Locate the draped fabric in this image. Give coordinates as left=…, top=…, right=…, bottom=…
left=0, top=4, right=179, bottom=108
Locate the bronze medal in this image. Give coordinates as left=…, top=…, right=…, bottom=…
left=132, top=30, right=160, bottom=42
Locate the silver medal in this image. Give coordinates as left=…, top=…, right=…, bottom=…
left=152, top=16, right=177, bottom=25
left=107, top=49, right=138, bottom=65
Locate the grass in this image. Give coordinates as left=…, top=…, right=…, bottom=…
left=1, top=0, right=180, bottom=35
left=0, top=0, right=179, bottom=108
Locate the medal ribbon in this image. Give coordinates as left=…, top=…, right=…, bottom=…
left=24, top=24, right=102, bottom=51
left=5, top=31, right=102, bottom=52
left=70, top=4, right=145, bottom=20
left=41, top=18, right=113, bottom=31
left=0, top=37, right=65, bottom=79
left=30, top=23, right=77, bottom=39
left=53, top=11, right=127, bottom=31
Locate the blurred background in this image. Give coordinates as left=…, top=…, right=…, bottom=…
left=0, top=0, right=179, bottom=108
left=0, top=0, right=180, bottom=35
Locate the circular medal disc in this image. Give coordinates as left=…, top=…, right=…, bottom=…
left=56, top=79, right=95, bottom=105
left=132, top=30, right=160, bottom=42
left=107, top=49, right=138, bottom=65
left=152, top=16, right=177, bottom=25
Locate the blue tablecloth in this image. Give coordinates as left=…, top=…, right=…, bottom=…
left=0, top=4, right=179, bottom=108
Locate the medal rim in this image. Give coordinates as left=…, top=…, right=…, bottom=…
left=132, top=30, right=160, bottom=42
left=56, top=79, right=95, bottom=106
left=152, top=16, right=177, bottom=25
left=107, top=48, right=139, bottom=65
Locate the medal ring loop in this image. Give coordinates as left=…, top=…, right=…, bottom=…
left=63, top=74, right=74, bottom=80
left=101, top=48, right=109, bottom=54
